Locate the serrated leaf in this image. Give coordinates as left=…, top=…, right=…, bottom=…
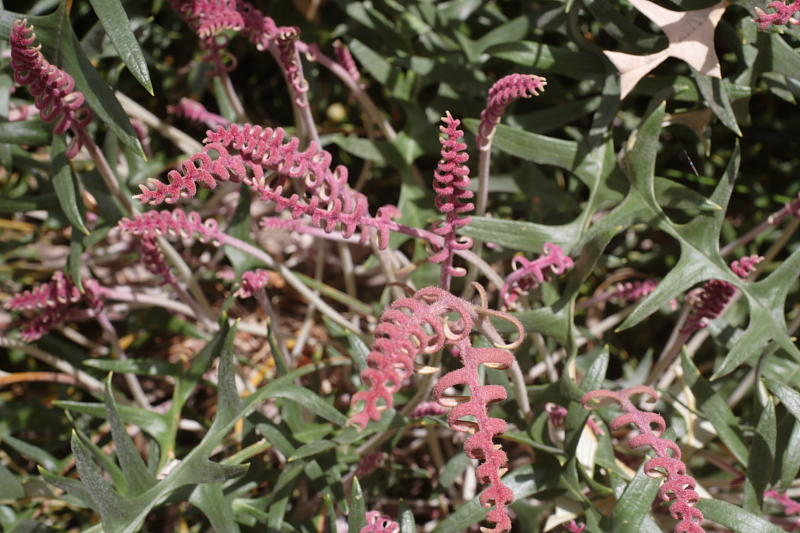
left=51, top=135, right=89, bottom=234
left=463, top=217, right=581, bottom=253
left=104, top=375, right=157, bottom=495
left=268, top=384, right=347, bottom=426
left=692, top=72, right=742, bottom=136
left=86, top=0, right=152, bottom=94
left=188, top=483, right=240, bottom=533
left=349, top=38, right=392, bottom=83
left=696, top=499, right=786, bottom=533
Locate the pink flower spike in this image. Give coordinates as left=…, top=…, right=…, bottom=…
left=754, top=0, right=800, bottom=29
left=477, top=73, right=546, bottom=150
left=168, top=98, right=230, bottom=129
left=138, top=238, right=177, bottom=285
left=565, top=520, right=586, bottom=533
left=429, top=112, right=474, bottom=285
left=118, top=209, right=223, bottom=244
left=582, top=386, right=705, bottom=533
left=731, top=254, right=763, bottom=278
left=360, top=511, right=399, bottom=533
left=10, top=19, right=93, bottom=158
left=501, top=243, right=573, bottom=310
left=236, top=269, right=270, bottom=298
left=333, top=40, right=361, bottom=85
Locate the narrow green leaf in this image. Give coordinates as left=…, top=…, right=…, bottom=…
left=56, top=401, right=169, bottom=443
left=463, top=216, right=581, bottom=253
left=692, top=72, right=742, bottom=136
left=399, top=502, right=415, bottom=533
left=0, top=118, right=51, bottom=144
left=0, top=463, right=24, bottom=500
left=440, top=452, right=469, bottom=489
left=68, top=231, right=84, bottom=291
left=348, top=477, right=367, bottom=532
left=104, top=375, right=157, bottom=496
left=349, top=38, right=391, bottom=83
left=780, top=419, right=800, bottom=488
left=611, top=464, right=661, bottom=533
left=224, top=189, right=259, bottom=274
left=485, top=41, right=605, bottom=79
left=268, top=384, right=348, bottom=426
left=744, top=398, right=776, bottom=511
left=287, top=440, right=336, bottom=462
left=696, top=499, right=786, bottom=533
left=210, top=320, right=243, bottom=430
left=681, top=351, right=749, bottom=465
left=765, top=379, right=800, bottom=421
left=189, top=483, right=241, bottom=533
left=87, top=0, right=153, bottom=94
left=51, top=135, right=89, bottom=234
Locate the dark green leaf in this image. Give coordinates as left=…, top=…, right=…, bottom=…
left=51, top=135, right=89, bottom=234
left=0, top=118, right=51, bottom=144
left=86, top=0, right=153, bottom=94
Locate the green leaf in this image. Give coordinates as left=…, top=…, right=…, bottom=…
left=51, top=135, right=89, bottom=234
left=268, top=384, right=347, bottom=426
left=463, top=217, right=582, bottom=253
left=84, top=358, right=182, bottom=376
left=348, top=477, right=367, bottom=533
left=692, top=72, right=742, bottom=136
left=744, top=398, right=776, bottom=511
left=0, top=463, right=25, bottom=500
left=86, top=0, right=152, bottom=94
left=103, top=375, right=157, bottom=496
left=681, top=351, right=749, bottom=464
left=611, top=463, right=661, bottom=533
left=189, top=483, right=240, bottom=533
left=765, top=379, right=800, bottom=421
left=696, top=499, right=786, bottom=533
left=287, top=440, right=336, bottom=462
left=224, top=188, right=259, bottom=274
left=0, top=118, right=51, bottom=144
left=440, top=452, right=469, bottom=489
left=349, top=38, right=392, bottom=83
left=399, top=502, right=416, bottom=533
left=485, top=41, right=605, bottom=80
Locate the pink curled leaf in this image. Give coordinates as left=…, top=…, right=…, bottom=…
left=9, top=19, right=93, bottom=158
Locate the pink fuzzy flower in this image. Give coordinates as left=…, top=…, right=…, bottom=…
left=9, top=19, right=93, bottom=158
left=565, top=520, right=586, bottom=533
left=5, top=272, right=106, bottom=341
left=134, top=124, right=397, bottom=248
left=333, top=40, right=361, bottom=85
left=360, top=511, right=399, bottom=533
left=429, top=112, right=474, bottom=284
left=138, top=238, right=177, bottom=285
left=501, top=243, right=573, bottom=309
left=754, top=0, right=800, bottom=29
left=681, top=255, right=763, bottom=335
left=477, top=73, right=546, bottom=150
left=236, top=269, right=270, bottom=298
left=411, top=401, right=448, bottom=419
left=118, top=209, right=223, bottom=243
left=351, top=286, right=523, bottom=532
left=168, top=98, right=229, bottom=129
left=766, top=489, right=800, bottom=515
left=583, top=386, right=705, bottom=533
left=611, top=279, right=659, bottom=303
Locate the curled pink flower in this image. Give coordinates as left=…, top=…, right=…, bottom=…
left=411, top=401, right=448, bottom=419
left=360, top=511, right=399, bottom=533
left=10, top=19, right=93, bottom=158
left=351, top=285, right=524, bottom=532
left=501, top=243, right=573, bottom=309
left=274, top=26, right=309, bottom=107
left=168, top=97, right=230, bottom=129
left=354, top=452, right=386, bottom=479
left=429, top=112, right=474, bottom=283
left=138, top=238, right=177, bottom=285
left=754, top=0, right=800, bottom=29
left=236, top=269, right=270, bottom=298
left=118, top=209, right=223, bottom=243
left=565, top=520, right=586, bottom=533
left=766, top=489, right=800, bottom=515
left=681, top=255, right=764, bottom=335
left=5, top=272, right=106, bottom=341
left=611, top=279, right=659, bottom=303
left=583, top=386, right=705, bottom=533
left=333, top=40, right=361, bottom=85
left=134, top=124, right=395, bottom=248
left=477, top=73, right=546, bottom=150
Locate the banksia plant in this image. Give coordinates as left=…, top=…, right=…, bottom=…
left=9, top=19, right=93, bottom=157
left=583, top=386, right=705, bottom=533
